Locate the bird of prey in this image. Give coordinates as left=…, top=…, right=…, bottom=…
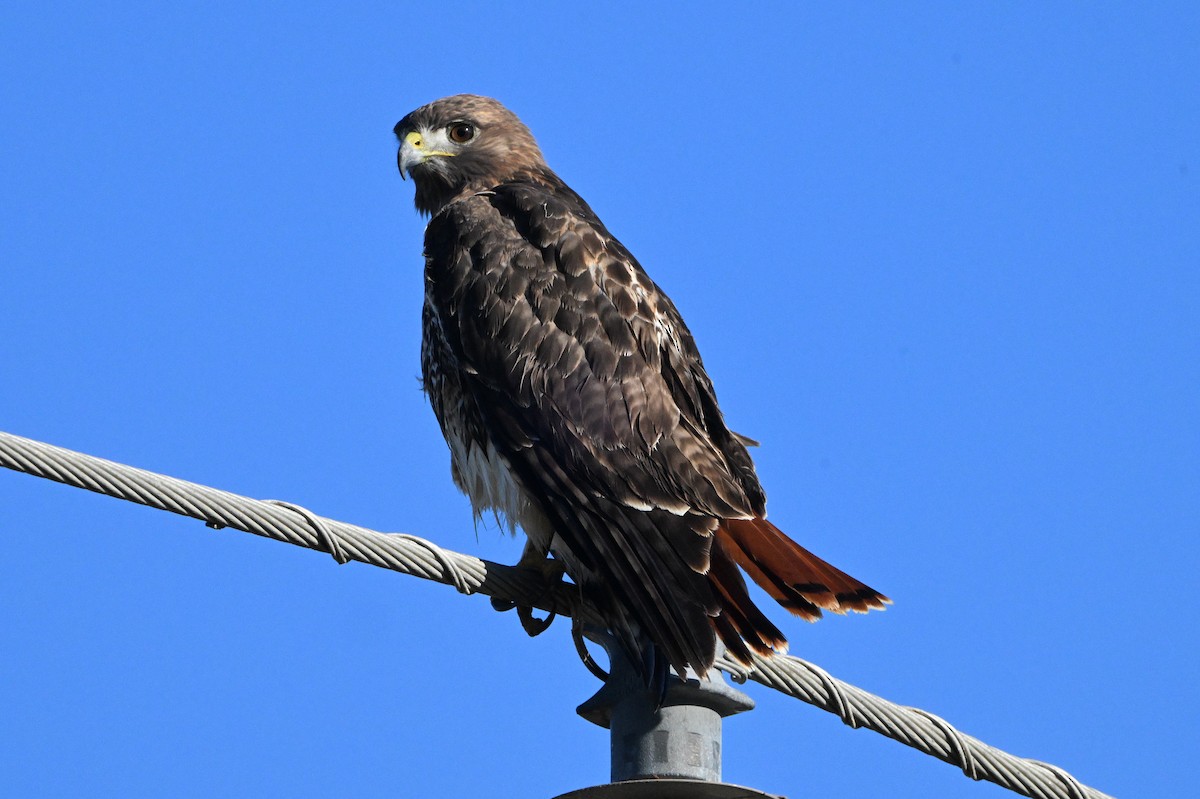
left=395, top=94, right=887, bottom=679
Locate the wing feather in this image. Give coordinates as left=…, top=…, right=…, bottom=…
left=422, top=182, right=763, bottom=674
left=427, top=188, right=761, bottom=517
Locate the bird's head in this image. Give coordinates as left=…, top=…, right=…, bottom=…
left=395, top=94, right=547, bottom=216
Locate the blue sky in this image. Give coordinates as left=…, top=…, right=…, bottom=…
left=1, top=3, right=1196, bottom=797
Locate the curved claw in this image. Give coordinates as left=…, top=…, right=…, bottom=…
left=518, top=605, right=556, bottom=637
left=572, top=617, right=610, bottom=682
left=491, top=597, right=517, bottom=613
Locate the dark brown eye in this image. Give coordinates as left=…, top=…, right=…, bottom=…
left=448, top=123, right=475, bottom=144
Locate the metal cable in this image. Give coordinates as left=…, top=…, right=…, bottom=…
left=0, top=430, right=1114, bottom=799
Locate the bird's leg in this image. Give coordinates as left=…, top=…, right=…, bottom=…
left=490, top=539, right=565, bottom=637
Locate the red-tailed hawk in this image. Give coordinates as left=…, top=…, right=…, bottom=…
left=395, top=94, right=887, bottom=679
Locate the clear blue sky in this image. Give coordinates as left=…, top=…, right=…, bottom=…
left=1, top=4, right=1195, bottom=798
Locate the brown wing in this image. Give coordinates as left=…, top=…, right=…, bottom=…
left=422, top=179, right=764, bottom=674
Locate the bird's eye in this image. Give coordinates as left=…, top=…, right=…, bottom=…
left=448, top=123, right=476, bottom=144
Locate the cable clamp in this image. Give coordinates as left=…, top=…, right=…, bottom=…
left=263, top=500, right=351, bottom=565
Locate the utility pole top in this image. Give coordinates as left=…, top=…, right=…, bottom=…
left=554, top=633, right=781, bottom=799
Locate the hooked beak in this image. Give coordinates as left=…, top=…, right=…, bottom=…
left=397, top=135, right=418, bottom=181
left=398, top=129, right=453, bottom=180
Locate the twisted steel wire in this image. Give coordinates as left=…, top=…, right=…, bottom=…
left=0, top=430, right=1114, bottom=799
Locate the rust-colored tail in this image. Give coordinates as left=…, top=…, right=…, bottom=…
left=708, top=518, right=889, bottom=664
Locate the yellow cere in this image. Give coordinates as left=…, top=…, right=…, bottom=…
left=405, top=129, right=455, bottom=158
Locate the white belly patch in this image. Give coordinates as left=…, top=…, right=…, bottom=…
left=446, top=432, right=556, bottom=555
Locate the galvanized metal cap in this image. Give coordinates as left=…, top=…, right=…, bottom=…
left=552, top=778, right=785, bottom=799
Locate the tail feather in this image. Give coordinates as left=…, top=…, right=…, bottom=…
left=708, top=534, right=787, bottom=655
left=707, top=517, right=889, bottom=663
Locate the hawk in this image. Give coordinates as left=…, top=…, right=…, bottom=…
left=395, top=95, right=887, bottom=679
